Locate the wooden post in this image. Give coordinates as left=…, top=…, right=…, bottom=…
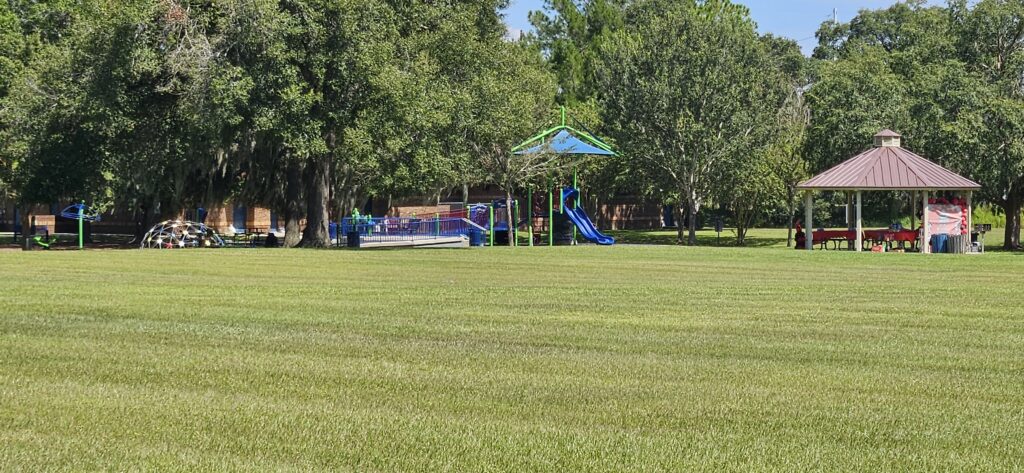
left=910, top=191, right=916, bottom=231
left=921, top=191, right=930, bottom=254
left=847, top=192, right=854, bottom=250
left=805, top=192, right=813, bottom=251
left=856, top=191, right=863, bottom=252
left=965, top=191, right=973, bottom=231
left=966, top=191, right=973, bottom=253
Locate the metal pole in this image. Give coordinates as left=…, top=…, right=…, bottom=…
left=528, top=188, right=533, bottom=247
left=572, top=168, right=578, bottom=244
left=435, top=212, right=439, bottom=236
left=488, top=205, right=494, bottom=247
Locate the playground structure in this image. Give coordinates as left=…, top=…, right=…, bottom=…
left=140, top=220, right=225, bottom=249
left=59, top=203, right=101, bottom=250
left=512, top=107, right=617, bottom=247
left=338, top=108, right=617, bottom=249
left=339, top=186, right=614, bottom=249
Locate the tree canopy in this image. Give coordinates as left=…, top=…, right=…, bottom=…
left=2, top=0, right=1023, bottom=249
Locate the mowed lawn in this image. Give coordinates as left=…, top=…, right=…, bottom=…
left=1, top=246, right=1023, bottom=471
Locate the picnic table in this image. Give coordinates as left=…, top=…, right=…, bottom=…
left=808, top=230, right=857, bottom=250
left=229, top=227, right=265, bottom=247
left=801, top=228, right=920, bottom=251
left=863, top=229, right=919, bottom=250
left=246, top=227, right=265, bottom=246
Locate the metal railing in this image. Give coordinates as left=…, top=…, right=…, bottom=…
left=339, top=216, right=484, bottom=245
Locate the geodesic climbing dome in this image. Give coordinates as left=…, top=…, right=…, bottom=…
left=141, top=220, right=225, bottom=249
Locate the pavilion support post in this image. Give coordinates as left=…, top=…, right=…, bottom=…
left=966, top=191, right=973, bottom=253
left=910, top=191, right=916, bottom=231
left=846, top=192, right=854, bottom=250
left=805, top=192, right=813, bottom=251
left=921, top=191, right=930, bottom=254
left=966, top=191, right=973, bottom=234
left=856, top=191, right=863, bottom=252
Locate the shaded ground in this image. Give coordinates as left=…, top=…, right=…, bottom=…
left=0, top=232, right=134, bottom=251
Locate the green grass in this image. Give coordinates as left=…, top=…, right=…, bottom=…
left=2, top=246, right=1023, bottom=471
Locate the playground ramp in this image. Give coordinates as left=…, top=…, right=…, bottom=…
left=358, top=235, right=469, bottom=249
left=341, top=216, right=480, bottom=249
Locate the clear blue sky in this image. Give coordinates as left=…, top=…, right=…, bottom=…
left=504, top=0, right=913, bottom=54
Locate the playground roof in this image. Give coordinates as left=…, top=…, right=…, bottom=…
left=512, top=107, right=616, bottom=157
left=514, top=129, right=615, bottom=156
left=797, top=130, right=980, bottom=191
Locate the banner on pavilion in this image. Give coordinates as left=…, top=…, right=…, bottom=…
left=927, top=204, right=964, bottom=236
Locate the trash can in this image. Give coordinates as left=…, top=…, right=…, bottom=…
left=931, top=233, right=949, bottom=254
left=469, top=229, right=484, bottom=247
left=346, top=231, right=360, bottom=248
left=329, top=222, right=338, bottom=242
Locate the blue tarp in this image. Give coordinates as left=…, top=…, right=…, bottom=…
left=514, top=129, right=614, bottom=156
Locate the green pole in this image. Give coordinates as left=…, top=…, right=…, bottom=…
left=489, top=205, right=494, bottom=247
left=572, top=169, right=578, bottom=244
left=435, top=213, right=439, bottom=236
left=528, top=188, right=533, bottom=247
left=78, top=202, right=84, bottom=250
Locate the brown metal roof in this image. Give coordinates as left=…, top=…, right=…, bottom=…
left=797, top=134, right=981, bottom=191
left=874, top=129, right=901, bottom=138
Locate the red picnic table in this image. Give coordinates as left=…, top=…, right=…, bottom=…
left=862, top=229, right=919, bottom=250
left=799, top=228, right=920, bottom=250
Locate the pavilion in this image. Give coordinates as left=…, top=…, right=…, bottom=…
left=797, top=130, right=981, bottom=253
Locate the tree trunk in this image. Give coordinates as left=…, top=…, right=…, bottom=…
left=1003, top=196, right=1021, bottom=250
left=736, top=216, right=747, bottom=246
left=131, top=204, right=146, bottom=243
left=505, top=190, right=515, bottom=247
left=140, top=196, right=158, bottom=241
left=674, top=201, right=685, bottom=244
left=19, top=202, right=31, bottom=251
left=686, top=193, right=699, bottom=246
left=299, top=156, right=331, bottom=248
left=284, top=159, right=303, bottom=248
left=786, top=189, right=796, bottom=248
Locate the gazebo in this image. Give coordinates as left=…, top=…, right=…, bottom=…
left=797, top=130, right=981, bottom=253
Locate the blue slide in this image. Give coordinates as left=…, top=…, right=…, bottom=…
left=562, top=187, right=615, bottom=245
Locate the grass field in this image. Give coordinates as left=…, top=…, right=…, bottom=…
left=2, top=245, right=1023, bottom=470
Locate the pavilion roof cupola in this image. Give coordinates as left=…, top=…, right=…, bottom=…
left=874, top=129, right=901, bottom=148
